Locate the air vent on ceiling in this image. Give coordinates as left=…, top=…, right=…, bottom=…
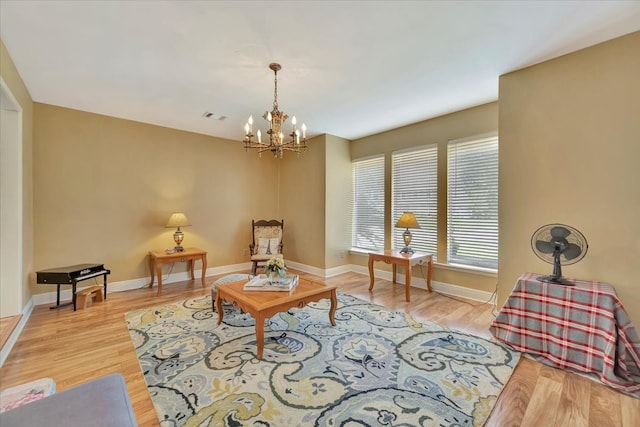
left=202, top=112, right=227, bottom=120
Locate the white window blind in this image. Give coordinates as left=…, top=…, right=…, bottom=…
left=447, top=135, right=498, bottom=269
left=392, top=145, right=438, bottom=258
left=352, top=156, right=385, bottom=250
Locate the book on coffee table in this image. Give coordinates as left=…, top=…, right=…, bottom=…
left=243, top=274, right=299, bottom=292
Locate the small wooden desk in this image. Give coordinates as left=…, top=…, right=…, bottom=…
left=215, top=278, right=337, bottom=359
left=148, top=247, right=207, bottom=296
left=368, top=249, right=433, bottom=302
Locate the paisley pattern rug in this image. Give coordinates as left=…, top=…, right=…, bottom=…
left=125, top=292, right=519, bottom=426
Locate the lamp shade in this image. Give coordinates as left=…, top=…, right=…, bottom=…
left=165, top=212, right=191, bottom=228
left=395, top=212, right=419, bottom=229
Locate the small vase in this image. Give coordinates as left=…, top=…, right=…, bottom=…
left=268, top=270, right=284, bottom=282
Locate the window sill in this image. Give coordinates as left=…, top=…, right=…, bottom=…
left=349, top=248, right=378, bottom=256
left=434, top=262, right=497, bottom=277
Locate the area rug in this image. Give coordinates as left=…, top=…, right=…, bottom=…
left=125, top=292, right=520, bottom=426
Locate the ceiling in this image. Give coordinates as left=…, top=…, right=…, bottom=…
left=1, top=1, right=639, bottom=142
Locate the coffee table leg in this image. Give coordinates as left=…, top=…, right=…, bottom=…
left=255, top=314, right=265, bottom=359
left=215, top=293, right=223, bottom=325
left=329, top=290, right=337, bottom=326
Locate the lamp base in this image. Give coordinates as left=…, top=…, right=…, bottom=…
left=173, top=229, right=185, bottom=252
left=400, top=229, right=414, bottom=254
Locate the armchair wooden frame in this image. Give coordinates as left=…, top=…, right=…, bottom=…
left=250, top=219, right=284, bottom=275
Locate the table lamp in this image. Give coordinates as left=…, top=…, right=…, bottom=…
left=166, top=212, right=191, bottom=252
left=395, top=212, right=420, bottom=254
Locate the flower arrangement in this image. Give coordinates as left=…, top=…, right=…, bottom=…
left=264, top=256, right=287, bottom=278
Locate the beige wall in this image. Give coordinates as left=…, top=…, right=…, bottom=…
left=499, top=32, right=640, bottom=325
left=279, top=134, right=327, bottom=268
left=0, top=39, right=34, bottom=312
left=324, top=134, right=352, bottom=269
left=350, top=103, right=499, bottom=292
left=32, top=103, right=280, bottom=293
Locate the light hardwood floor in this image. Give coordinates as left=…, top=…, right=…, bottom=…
left=1, top=271, right=638, bottom=426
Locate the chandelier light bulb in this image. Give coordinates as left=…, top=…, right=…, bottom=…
left=244, top=122, right=249, bottom=135
left=257, top=129, right=262, bottom=143
left=302, top=123, right=307, bottom=138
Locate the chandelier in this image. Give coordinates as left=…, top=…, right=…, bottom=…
left=242, top=63, right=308, bottom=159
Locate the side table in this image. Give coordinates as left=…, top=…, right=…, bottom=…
left=368, top=249, right=433, bottom=302
left=490, top=272, right=640, bottom=397
left=148, top=247, right=207, bottom=296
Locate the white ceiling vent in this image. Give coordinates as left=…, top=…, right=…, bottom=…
left=202, top=112, right=227, bottom=120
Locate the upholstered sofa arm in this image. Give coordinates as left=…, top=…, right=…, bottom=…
left=0, top=374, right=137, bottom=426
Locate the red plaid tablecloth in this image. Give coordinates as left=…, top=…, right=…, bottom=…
left=490, top=272, right=640, bottom=397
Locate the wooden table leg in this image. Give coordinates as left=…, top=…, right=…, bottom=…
left=368, top=255, right=375, bottom=291
left=255, top=314, right=265, bottom=359
left=148, top=256, right=155, bottom=288
left=156, top=263, right=163, bottom=296
left=189, top=259, right=195, bottom=280
left=427, top=259, right=433, bottom=292
left=392, top=264, right=397, bottom=284
left=200, top=255, right=207, bottom=288
left=404, top=260, right=411, bottom=302
left=329, top=289, right=337, bottom=326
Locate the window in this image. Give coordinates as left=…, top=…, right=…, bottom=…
left=352, top=156, right=385, bottom=250
left=392, top=145, right=438, bottom=258
left=447, top=134, right=498, bottom=269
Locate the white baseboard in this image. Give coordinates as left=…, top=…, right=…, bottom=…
left=1, top=298, right=34, bottom=367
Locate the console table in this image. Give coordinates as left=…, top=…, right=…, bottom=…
left=148, top=247, right=207, bottom=296
left=490, top=272, right=640, bottom=397
left=368, top=249, right=433, bottom=302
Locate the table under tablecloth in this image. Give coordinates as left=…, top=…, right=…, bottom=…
left=490, top=272, right=640, bottom=398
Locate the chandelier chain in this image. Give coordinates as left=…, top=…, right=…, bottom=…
left=273, top=69, right=278, bottom=110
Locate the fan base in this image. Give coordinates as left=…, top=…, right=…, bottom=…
left=537, top=275, right=575, bottom=286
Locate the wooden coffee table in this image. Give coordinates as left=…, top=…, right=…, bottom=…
left=214, top=278, right=337, bottom=359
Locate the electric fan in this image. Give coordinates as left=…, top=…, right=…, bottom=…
left=531, top=224, right=588, bottom=285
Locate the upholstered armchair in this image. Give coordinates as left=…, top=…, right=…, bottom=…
left=249, top=219, right=284, bottom=275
